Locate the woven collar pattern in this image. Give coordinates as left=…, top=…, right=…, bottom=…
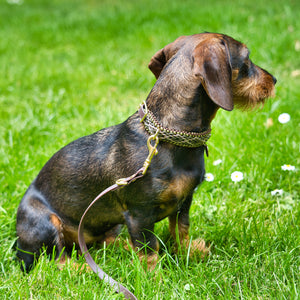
left=138, top=102, right=211, bottom=148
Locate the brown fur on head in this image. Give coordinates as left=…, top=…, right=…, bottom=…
left=148, top=33, right=276, bottom=111
left=231, top=67, right=276, bottom=110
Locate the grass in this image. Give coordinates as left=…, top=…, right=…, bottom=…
left=0, top=0, right=299, bottom=299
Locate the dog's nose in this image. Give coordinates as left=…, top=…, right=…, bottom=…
left=272, top=76, right=277, bottom=84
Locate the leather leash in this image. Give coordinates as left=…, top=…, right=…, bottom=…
left=78, top=130, right=160, bottom=300
left=78, top=168, right=145, bottom=300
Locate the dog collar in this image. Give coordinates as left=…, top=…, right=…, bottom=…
left=138, top=101, right=211, bottom=150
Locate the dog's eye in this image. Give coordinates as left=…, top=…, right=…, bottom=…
left=238, top=62, right=249, bottom=78
left=238, top=60, right=256, bottom=79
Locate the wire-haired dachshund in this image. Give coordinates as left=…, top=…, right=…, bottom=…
left=16, top=33, right=276, bottom=275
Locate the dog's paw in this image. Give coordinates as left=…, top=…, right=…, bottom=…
left=135, top=251, right=159, bottom=271
left=145, top=253, right=159, bottom=271
left=175, top=238, right=210, bottom=261
left=57, top=256, right=91, bottom=274
left=188, top=238, right=210, bottom=260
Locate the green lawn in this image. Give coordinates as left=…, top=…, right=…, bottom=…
left=1, top=0, right=299, bottom=299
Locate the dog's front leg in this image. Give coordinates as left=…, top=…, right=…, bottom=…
left=168, top=192, right=209, bottom=258
left=168, top=192, right=193, bottom=244
left=123, top=211, right=159, bottom=270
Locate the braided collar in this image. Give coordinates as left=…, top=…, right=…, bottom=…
left=138, top=101, right=211, bottom=149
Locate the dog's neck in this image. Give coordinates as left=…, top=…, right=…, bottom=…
left=146, top=55, right=219, bottom=133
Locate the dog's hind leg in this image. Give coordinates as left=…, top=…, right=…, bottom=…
left=16, top=188, right=64, bottom=271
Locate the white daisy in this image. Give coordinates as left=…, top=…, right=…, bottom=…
left=281, top=164, right=296, bottom=171
left=205, top=173, right=214, bottom=182
left=278, top=113, right=290, bottom=124
left=213, top=159, right=223, bottom=166
left=271, top=189, right=284, bottom=196
left=231, top=171, right=243, bottom=182
left=184, top=283, right=194, bottom=291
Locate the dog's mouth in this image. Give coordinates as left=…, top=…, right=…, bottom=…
left=232, top=77, right=275, bottom=110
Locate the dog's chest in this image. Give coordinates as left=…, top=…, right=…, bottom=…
left=151, top=148, right=205, bottom=219
left=154, top=173, right=197, bottom=219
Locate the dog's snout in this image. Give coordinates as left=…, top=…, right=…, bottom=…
left=272, top=76, right=277, bottom=85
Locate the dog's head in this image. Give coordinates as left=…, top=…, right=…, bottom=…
left=148, top=33, right=276, bottom=111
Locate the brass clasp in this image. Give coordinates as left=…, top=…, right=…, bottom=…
left=142, top=130, right=159, bottom=175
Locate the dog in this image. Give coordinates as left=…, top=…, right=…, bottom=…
left=16, top=33, right=276, bottom=275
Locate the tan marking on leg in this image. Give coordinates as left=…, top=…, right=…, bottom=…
left=169, top=217, right=189, bottom=242
left=50, top=213, right=65, bottom=251
left=50, top=214, right=62, bottom=230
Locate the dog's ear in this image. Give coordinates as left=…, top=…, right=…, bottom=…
left=148, top=36, right=188, bottom=79
left=193, top=38, right=233, bottom=111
